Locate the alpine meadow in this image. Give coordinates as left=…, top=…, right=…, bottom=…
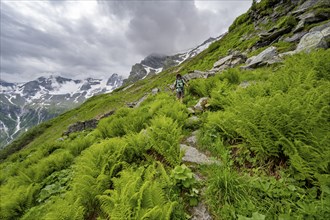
left=1, top=0, right=330, bottom=219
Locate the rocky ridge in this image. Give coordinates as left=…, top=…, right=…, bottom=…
left=123, top=37, right=222, bottom=85
left=0, top=74, right=123, bottom=148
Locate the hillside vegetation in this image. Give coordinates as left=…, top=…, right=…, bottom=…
left=1, top=0, right=330, bottom=219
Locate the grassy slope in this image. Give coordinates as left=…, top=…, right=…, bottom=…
left=1, top=0, right=330, bottom=219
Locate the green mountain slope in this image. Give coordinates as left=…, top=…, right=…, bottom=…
left=1, top=0, right=330, bottom=219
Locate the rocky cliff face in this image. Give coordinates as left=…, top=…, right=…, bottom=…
left=0, top=74, right=123, bottom=148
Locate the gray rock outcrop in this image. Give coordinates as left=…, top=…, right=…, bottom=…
left=63, top=119, right=98, bottom=136
left=281, top=23, right=330, bottom=57
left=284, top=31, right=307, bottom=43
left=190, top=202, right=213, bottom=220
left=212, top=51, right=247, bottom=71
left=183, top=71, right=211, bottom=81
left=294, top=10, right=330, bottom=33
left=127, top=94, right=149, bottom=108
left=296, top=29, right=329, bottom=52
left=292, top=0, right=330, bottom=15
left=180, top=144, right=217, bottom=165
left=151, top=88, right=160, bottom=95
left=185, top=131, right=199, bottom=147
left=242, top=46, right=281, bottom=69
left=309, top=21, right=330, bottom=32
left=259, top=26, right=292, bottom=43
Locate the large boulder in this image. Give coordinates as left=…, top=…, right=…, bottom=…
left=296, top=30, right=328, bottom=52
left=183, top=70, right=210, bottom=81
left=281, top=23, right=330, bottom=57
left=213, top=51, right=247, bottom=71
left=242, top=46, right=281, bottom=69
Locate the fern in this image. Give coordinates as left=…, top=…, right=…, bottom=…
left=147, top=116, right=182, bottom=166
left=98, top=164, right=176, bottom=220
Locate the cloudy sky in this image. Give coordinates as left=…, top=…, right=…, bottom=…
left=0, top=0, right=252, bottom=82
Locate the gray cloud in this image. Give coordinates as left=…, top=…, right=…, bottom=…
left=1, top=0, right=251, bottom=83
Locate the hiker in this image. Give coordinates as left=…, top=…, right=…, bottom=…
left=173, top=74, right=188, bottom=103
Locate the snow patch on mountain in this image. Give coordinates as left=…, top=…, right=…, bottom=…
left=124, top=35, right=224, bottom=85
left=0, top=73, right=123, bottom=148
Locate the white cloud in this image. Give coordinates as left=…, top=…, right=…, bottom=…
left=0, top=0, right=252, bottom=82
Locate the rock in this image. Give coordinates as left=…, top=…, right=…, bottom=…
left=242, top=46, right=280, bottom=69
left=280, top=25, right=330, bottom=57
left=188, top=116, right=199, bottom=123
left=279, top=50, right=298, bottom=58
left=293, top=20, right=305, bottom=33
left=298, top=12, right=323, bottom=24
left=57, top=137, right=64, bottom=142
left=183, top=70, right=210, bottom=81
left=231, top=57, right=245, bottom=66
left=259, top=26, right=292, bottom=42
left=63, top=119, right=98, bottom=136
left=151, top=88, right=160, bottom=95
left=186, top=133, right=198, bottom=147
left=213, top=52, right=247, bottom=71
left=213, top=55, right=234, bottom=68
left=122, top=84, right=134, bottom=91
left=294, top=10, right=330, bottom=33
left=284, top=32, right=307, bottom=43
left=98, top=110, right=116, bottom=120
left=84, top=119, right=98, bottom=130
left=127, top=94, right=149, bottom=108
left=296, top=31, right=328, bottom=52
left=321, top=26, right=330, bottom=43
left=292, top=0, right=329, bottom=15
left=190, top=202, right=213, bottom=220
left=126, top=102, right=136, bottom=108
left=134, top=94, right=149, bottom=108
left=180, top=144, right=218, bottom=165
left=239, top=81, right=251, bottom=88
left=309, top=21, right=330, bottom=32
left=194, top=97, right=208, bottom=112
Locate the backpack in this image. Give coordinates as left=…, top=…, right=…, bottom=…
left=176, top=79, right=184, bottom=89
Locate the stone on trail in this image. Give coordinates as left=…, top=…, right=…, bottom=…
left=194, top=97, right=209, bottom=112
left=180, top=144, right=219, bottom=165
left=190, top=202, right=213, bottom=220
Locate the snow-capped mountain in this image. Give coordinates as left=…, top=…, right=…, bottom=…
left=0, top=74, right=123, bottom=148
left=123, top=35, right=223, bottom=84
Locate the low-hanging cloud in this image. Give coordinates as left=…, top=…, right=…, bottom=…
left=0, top=0, right=251, bottom=83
